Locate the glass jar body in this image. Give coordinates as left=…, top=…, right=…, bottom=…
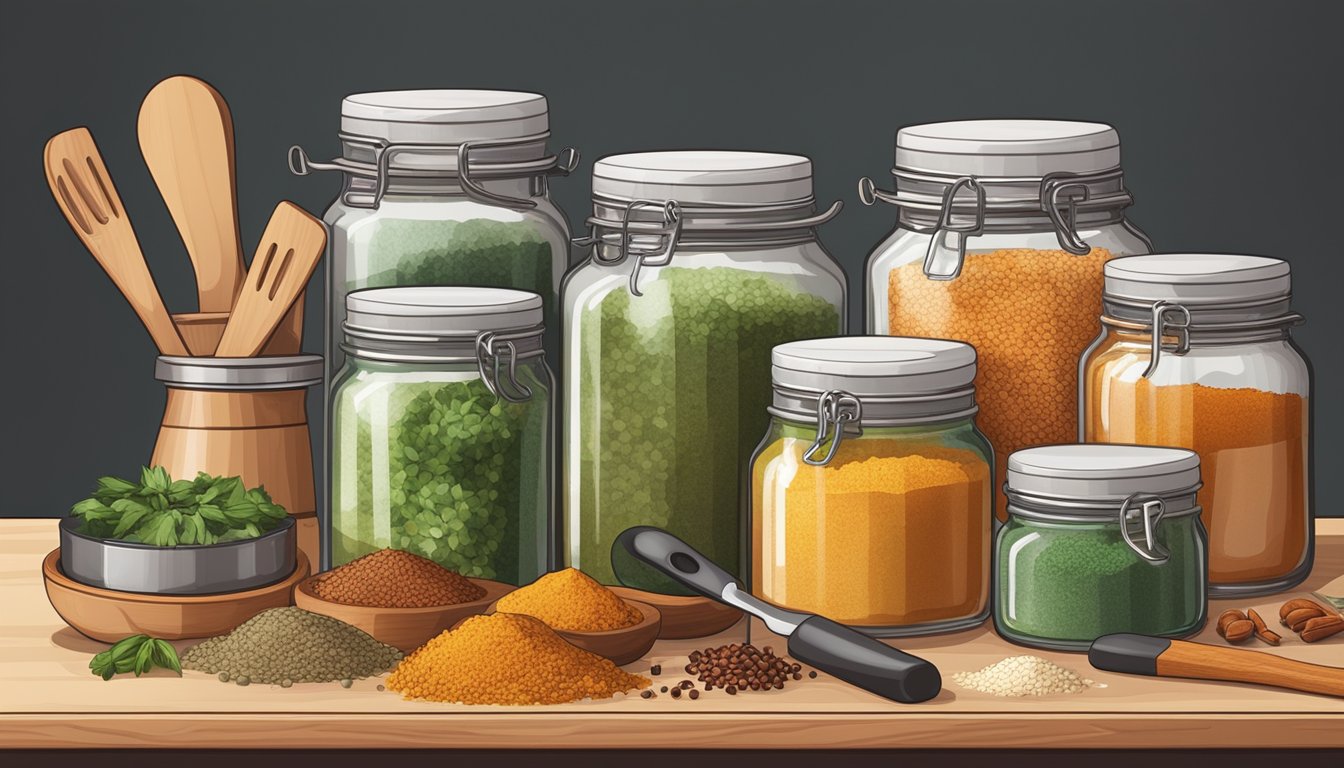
left=330, top=355, right=553, bottom=584
left=563, top=241, right=846, bottom=593
left=324, top=179, right=572, bottom=375
left=994, top=511, right=1207, bottom=650
left=866, top=223, right=1150, bottom=520
left=1081, top=325, right=1312, bottom=596
left=750, top=416, right=993, bottom=635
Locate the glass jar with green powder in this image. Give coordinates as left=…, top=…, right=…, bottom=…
left=994, top=444, right=1208, bottom=651
left=331, top=287, right=552, bottom=584
left=290, top=90, right=577, bottom=378
left=563, top=151, right=846, bottom=604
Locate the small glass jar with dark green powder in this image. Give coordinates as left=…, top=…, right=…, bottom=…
left=994, top=444, right=1208, bottom=651
left=562, top=151, right=846, bottom=598
left=331, top=287, right=552, bottom=584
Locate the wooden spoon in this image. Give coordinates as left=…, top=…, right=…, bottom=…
left=1090, top=633, right=1344, bottom=698
left=214, top=202, right=325, bottom=357
left=138, top=75, right=246, bottom=314
left=43, top=127, right=189, bottom=356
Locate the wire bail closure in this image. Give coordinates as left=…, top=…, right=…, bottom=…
left=801, top=390, right=863, bottom=466
left=288, top=134, right=578, bottom=212
left=1141, top=301, right=1192, bottom=378
left=922, top=176, right=985, bottom=280
left=1119, top=493, right=1170, bottom=564
left=475, top=330, right=535, bottom=403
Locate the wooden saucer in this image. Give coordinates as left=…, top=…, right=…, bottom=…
left=486, top=598, right=662, bottom=666
left=609, top=587, right=742, bottom=639
left=42, top=548, right=309, bottom=642
left=295, top=574, right=514, bottom=653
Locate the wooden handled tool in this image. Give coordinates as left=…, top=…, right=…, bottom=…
left=43, top=127, right=190, bottom=356
left=1090, top=633, right=1344, bottom=698
left=215, top=201, right=325, bottom=357
left=138, top=75, right=246, bottom=314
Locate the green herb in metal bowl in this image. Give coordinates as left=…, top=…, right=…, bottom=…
left=71, top=467, right=287, bottom=546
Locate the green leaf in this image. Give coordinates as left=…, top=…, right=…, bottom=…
left=133, top=640, right=155, bottom=676
left=151, top=639, right=182, bottom=675
left=96, top=475, right=137, bottom=497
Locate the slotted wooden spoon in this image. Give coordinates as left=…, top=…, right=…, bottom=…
left=214, top=201, right=325, bottom=357
left=43, top=127, right=189, bottom=356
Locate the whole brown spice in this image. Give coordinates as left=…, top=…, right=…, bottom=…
left=685, top=643, right=802, bottom=693
left=387, top=613, right=649, bottom=705
left=311, top=548, right=485, bottom=608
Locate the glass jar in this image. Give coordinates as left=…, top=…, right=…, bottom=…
left=860, top=120, right=1153, bottom=520
left=1081, top=254, right=1312, bottom=597
left=750, top=337, right=993, bottom=636
left=290, top=90, right=577, bottom=378
left=995, top=445, right=1208, bottom=651
left=563, top=151, right=847, bottom=596
left=330, top=287, right=553, bottom=584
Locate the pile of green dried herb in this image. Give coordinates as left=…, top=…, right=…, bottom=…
left=71, top=466, right=287, bottom=546
left=90, top=634, right=182, bottom=680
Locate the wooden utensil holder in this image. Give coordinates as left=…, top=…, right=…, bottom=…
left=149, top=355, right=323, bottom=567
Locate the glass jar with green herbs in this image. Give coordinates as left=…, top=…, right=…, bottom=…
left=331, top=287, right=552, bottom=584
left=994, top=445, right=1208, bottom=651
left=562, top=151, right=846, bottom=597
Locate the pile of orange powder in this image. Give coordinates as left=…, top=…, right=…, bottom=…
left=312, top=548, right=486, bottom=608
left=494, top=567, right=643, bottom=631
left=387, top=613, right=649, bottom=705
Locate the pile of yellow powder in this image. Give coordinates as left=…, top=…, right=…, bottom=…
left=494, top=567, right=643, bottom=631
left=387, top=613, right=649, bottom=705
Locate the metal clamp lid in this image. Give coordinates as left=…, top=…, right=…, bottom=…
left=1119, top=493, right=1171, bottom=565
left=574, top=197, right=842, bottom=296
left=800, top=390, right=863, bottom=466
left=289, top=132, right=579, bottom=211
left=1097, top=299, right=1305, bottom=379
left=474, top=329, right=539, bottom=403
left=858, top=168, right=1139, bottom=279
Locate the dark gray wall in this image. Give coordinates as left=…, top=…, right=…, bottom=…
left=2, top=0, right=1340, bottom=517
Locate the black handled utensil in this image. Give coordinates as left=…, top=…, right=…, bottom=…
left=615, top=526, right=942, bottom=703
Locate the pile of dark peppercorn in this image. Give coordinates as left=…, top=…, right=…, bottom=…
left=684, top=643, right=802, bottom=694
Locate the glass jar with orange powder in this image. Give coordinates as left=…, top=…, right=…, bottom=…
left=859, top=120, right=1152, bottom=520
left=1081, top=254, right=1312, bottom=597
left=750, top=337, right=993, bottom=636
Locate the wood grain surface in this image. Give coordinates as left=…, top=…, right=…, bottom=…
left=2, top=519, right=1341, bottom=750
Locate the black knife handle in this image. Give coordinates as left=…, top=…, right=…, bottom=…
left=615, top=526, right=739, bottom=599
left=788, top=616, right=942, bottom=704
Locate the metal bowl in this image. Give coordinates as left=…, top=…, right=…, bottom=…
left=58, top=515, right=296, bottom=595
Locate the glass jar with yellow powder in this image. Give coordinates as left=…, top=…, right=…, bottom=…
left=1081, top=254, right=1312, bottom=597
left=750, top=337, right=993, bottom=636
left=858, top=120, right=1152, bottom=522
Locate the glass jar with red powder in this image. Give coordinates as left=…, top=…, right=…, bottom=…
left=1081, top=254, right=1312, bottom=597
left=859, top=120, right=1152, bottom=520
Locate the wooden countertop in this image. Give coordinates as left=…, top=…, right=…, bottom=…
left=2, top=518, right=1342, bottom=750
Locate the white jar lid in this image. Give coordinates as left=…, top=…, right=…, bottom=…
left=1104, top=254, right=1291, bottom=305
left=340, top=90, right=549, bottom=145
left=1008, top=444, right=1201, bottom=500
left=592, top=150, right=814, bottom=206
left=772, top=336, right=976, bottom=398
left=895, top=119, right=1120, bottom=177
left=345, top=286, right=543, bottom=336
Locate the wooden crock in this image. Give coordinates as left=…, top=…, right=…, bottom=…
left=149, top=355, right=322, bottom=568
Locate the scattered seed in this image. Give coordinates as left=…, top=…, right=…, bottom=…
left=689, top=690, right=700, bottom=700
left=641, top=690, right=653, bottom=699
left=650, top=664, right=661, bottom=676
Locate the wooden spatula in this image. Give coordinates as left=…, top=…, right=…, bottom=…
left=138, top=75, right=246, bottom=315
left=1090, top=633, right=1344, bottom=698
left=215, top=201, right=325, bottom=357
left=44, top=127, right=190, bottom=356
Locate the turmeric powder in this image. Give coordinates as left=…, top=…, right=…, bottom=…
left=494, top=567, right=643, bottom=632
left=1085, top=379, right=1308, bottom=585
left=888, top=247, right=1114, bottom=520
left=752, top=438, right=991, bottom=627
left=388, top=613, right=649, bottom=705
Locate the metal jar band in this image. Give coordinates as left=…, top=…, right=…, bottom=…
left=289, top=131, right=579, bottom=211
left=341, top=325, right=544, bottom=403
left=1005, top=485, right=1203, bottom=565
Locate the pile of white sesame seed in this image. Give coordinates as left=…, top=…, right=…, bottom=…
left=952, top=655, right=1093, bottom=697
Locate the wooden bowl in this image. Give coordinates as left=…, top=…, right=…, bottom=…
left=487, top=598, right=661, bottom=666
left=42, top=548, right=309, bottom=642
left=609, top=587, right=742, bottom=639
left=294, top=574, right=514, bottom=652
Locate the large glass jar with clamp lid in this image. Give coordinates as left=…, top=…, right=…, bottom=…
left=563, top=151, right=846, bottom=604
left=1082, top=254, right=1312, bottom=597
left=330, top=287, right=553, bottom=585
left=289, top=89, right=577, bottom=377
left=859, top=120, right=1153, bottom=520
left=750, top=337, right=993, bottom=636
left=995, top=445, right=1208, bottom=651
